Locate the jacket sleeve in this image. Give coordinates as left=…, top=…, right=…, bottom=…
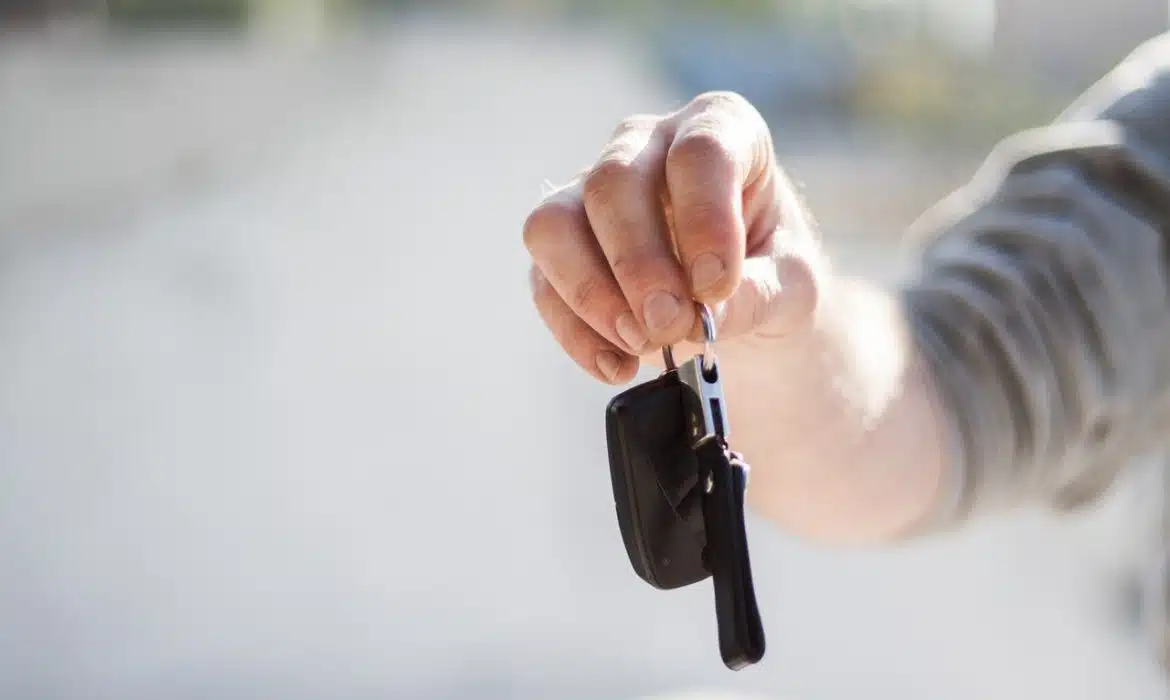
left=903, top=33, right=1170, bottom=528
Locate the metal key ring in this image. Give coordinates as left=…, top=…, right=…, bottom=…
left=697, top=303, right=717, bottom=375
left=661, top=344, right=677, bottom=372
left=659, top=303, right=717, bottom=374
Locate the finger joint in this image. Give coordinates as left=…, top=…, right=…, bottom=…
left=583, top=157, right=639, bottom=210
left=690, top=90, right=749, bottom=114
left=568, top=274, right=605, bottom=314
left=668, top=127, right=734, bottom=176
left=523, top=197, right=583, bottom=254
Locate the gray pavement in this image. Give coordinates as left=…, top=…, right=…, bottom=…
left=0, top=17, right=1166, bottom=700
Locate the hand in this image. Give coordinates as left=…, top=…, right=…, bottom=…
left=523, top=91, right=825, bottom=384
left=524, top=92, right=947, bottom=543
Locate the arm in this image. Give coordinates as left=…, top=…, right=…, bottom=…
left=744, top=33, right=1170, bottom=541
left=523, top=35, right=1170, bottom=545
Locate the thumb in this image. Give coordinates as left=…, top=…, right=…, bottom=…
left=638, top=228, right=823, bottom=370
left=704, top=237, right=822, bottom=342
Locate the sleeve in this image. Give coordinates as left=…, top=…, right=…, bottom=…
left=902, top=33, right=1170, bottom=529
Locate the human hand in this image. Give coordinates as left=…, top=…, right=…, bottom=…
left=523, top=91, right=824, bottom=383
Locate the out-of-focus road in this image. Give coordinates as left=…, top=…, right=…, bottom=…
left=0, top=17, right=1166, bottom=700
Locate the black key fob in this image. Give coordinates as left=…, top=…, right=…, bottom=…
left=602, top=304, right=769, bottom=671
left=605, top=370, right=709, bottom=590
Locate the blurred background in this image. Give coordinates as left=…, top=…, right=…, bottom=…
left=2, top=1, right=1170, bottom=699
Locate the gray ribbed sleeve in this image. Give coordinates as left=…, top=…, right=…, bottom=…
left=903, top=33, right=1170, bottom=527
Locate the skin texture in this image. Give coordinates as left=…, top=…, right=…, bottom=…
left=523, top=92, right=950, bottom=545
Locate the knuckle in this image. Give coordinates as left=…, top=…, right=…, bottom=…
left=611, top=113, right=661, bottom=139
left=567, top=323, right=600, bottom=357
left=608, top=248, right=662, bottom=289
left=674, top=196, right=737, bottom=252
left=583, top=156, right=638, bottom=208
left=522, top=196, right=582, bottom=254
left=682, top=198, right=729, bottom=232
left=667, top=127, right=734, bottom=176
left=567, top=273, right=606, bottom=314
left=690, top=90, right=748, bottom=114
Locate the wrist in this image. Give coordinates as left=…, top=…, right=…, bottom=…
left=718, top=273, right=953, bottom=543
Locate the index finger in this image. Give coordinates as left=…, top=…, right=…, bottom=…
left=664, top=92, right=773, bottom=304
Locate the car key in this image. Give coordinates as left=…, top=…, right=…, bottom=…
left=605, top=303, right=766, bottom=670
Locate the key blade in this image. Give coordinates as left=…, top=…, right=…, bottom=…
left=678, top=355, right=730, bottom=442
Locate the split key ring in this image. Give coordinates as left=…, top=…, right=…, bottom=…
left=661, top=303, right=718, bottom=376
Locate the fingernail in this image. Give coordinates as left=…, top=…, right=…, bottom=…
left=642, top=291, right=681, bottom=334
left=690, top=253, right=725, bottom=294
left=596, top=351, right=622, bottom=382
left=615, top=313, right=648, bottom=353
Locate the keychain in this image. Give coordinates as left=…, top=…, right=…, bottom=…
left=605, top=303, right=765, bottom=670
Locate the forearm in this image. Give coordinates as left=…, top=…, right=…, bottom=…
left=732, top=34, right=1170, bottom=544
left=733, top=152, right=1170, bottom=544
